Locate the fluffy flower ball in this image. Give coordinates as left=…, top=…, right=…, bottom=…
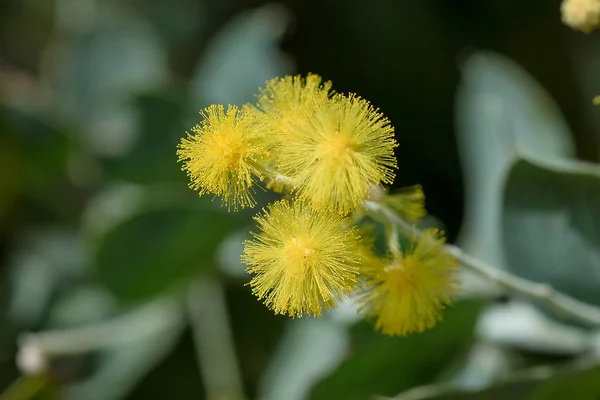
left=358, top=229, right=458, bottom=336
left=177, top=104, right=267, bottom=210
left=243, top=200, right=362, bottom=317
left=275, top=93, right=398, bottom=215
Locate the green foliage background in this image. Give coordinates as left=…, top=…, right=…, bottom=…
left=1, top=0, right=600, bottom=399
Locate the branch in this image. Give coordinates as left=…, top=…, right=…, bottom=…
left=365, top=201, right=600, bottom=327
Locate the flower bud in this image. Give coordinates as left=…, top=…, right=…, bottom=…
left=561, top=0, right=600, bottom=33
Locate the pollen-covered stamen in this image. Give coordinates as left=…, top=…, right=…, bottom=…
left=384, top=261, right=420, bottom=294
left=209, top=130, right=244, bottom=172
left=318, top=132, right=356, bottom=162
left=285, top=236, right=317, bottom=263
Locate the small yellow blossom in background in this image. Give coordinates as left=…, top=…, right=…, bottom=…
left=277, top=94, right=398, bottom=215
left=177, top=104, right=267, bottom=211
left=593, top=95, right=600, bottom=105
left=561, top=0, right=600, bottom=33
left=384, top=185, right=426, bottom=222
left=358, top=229, right=458, bottom=336
left=243, top=200, right=362, bottom=317
left=347, top=223, right=383, bottom=272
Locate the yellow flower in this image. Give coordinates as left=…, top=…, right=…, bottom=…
left=242, top=74, right=333, bottom=192
left=243, top=200, right=362, bottom=317
left=277, top=93, right=398, bottom=214
left=384, top=185, right=426, bottom=222
left=561, top=0, right=600, bottom=33
left=177, top=104, right=266, bottom=211
left=358, top=229, right=458, bottom=336
left=243, top=73, right=333, bottom=166
left=253, top=73, right=333, bottom=126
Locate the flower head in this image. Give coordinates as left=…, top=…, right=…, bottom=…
left=358, top=229, right=458, bottom=336
left=177, top=104, right=267, bottom=211
left=243, top=200, right=362, bottom=317
left=561, top=0, right=600, bottom=33
left=254, top=73, right=332, bottom=122
left=384, top=185, right=426, bottom=222
left=244, top=74, right=333, bottom=153
left=277, top=94, right=398, bottom=214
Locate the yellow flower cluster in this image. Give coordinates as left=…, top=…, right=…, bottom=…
left=178, top=74, right=458, bottom=335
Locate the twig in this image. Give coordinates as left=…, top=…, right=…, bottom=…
left=365, top=201, right=600, bottom=327
left=18, top=296, right=184, bottom=356
left=384, top=221, right=402, bottom=256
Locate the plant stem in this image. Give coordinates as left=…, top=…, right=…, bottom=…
left=365, top=201, right=600, bottom=327
left=187, top=277, right=246, bottom=400
left=385, top=221, right=402, bottom=256
left=250, top=160, right=295, bottom=188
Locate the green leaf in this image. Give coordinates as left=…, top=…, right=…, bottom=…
left=44, top=3, right=168, bottom=157
left=530, top=364, right=600, bottom=400
left=503, top=157, right=600, bottom=308
left=308, top=301, right=485, bottom=400
left=94, top=205, right=240, bottom=303
left=0, top=105, right=78, bottom=222
left=389, top=364, right=600, bottom=400
left=189, top=4, right=292, bottom=107
left=102, top=93, right=187, bottom=184
left=125, top=330, right=205, bottom=400
left=455, top=52, right=575, bottom=269
left=392, top=381, right=537, bottom=400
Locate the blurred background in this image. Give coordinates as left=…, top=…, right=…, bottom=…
left=1, top=0, right=600, bottom=399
